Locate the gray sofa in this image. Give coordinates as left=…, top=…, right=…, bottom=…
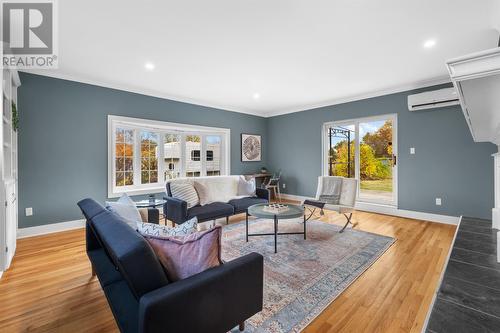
left=164, top=176, right=269, bottom=225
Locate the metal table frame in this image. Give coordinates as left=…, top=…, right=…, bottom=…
left=245, top=204, right=306, bottom=253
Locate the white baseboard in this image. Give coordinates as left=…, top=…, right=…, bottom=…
left=280, top=193, right=460, bottom=225
left=17, top=219, right=86, bottom=239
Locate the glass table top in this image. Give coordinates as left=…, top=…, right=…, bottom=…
left=134, top=199, right=166, bottom=208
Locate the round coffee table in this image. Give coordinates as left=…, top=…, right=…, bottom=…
left=246, top=203, right=305, bottom=253
left=133, top=199, right=166, bottom=208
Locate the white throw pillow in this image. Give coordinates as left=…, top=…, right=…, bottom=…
left=137, top=217, right=198, bottom=237
left=193, top=181, right=213, bottom=206
left=106, top=193, right=142, bottom=229
left=170, top=182, right=199, bottom=208
left=237, top=176, right=256, bottom=196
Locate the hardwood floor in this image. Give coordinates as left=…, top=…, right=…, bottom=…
left=0, top=208, right=456, bottom=332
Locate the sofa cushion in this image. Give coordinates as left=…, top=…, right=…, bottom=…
left=168, top=176, right=241, bottom=204
left=237, top=176, right=256, bottom=196
left=187, top=202, right=234, bottom=221
left=193, top=181, right=213, bottom=205
left=229, top=197, right=268, bottom=213
left=145, top=226, right=222, bottom=282
left=105, top=194, right=142, bottom=229
left=170, top=182, right=199, bottom=208
left=80, top=199, right=169, bottom=299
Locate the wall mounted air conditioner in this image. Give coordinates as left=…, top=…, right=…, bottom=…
left=407, top=87, right=459, bottom=111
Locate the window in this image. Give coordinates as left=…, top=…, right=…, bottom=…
left=164, top=134, right=181, bottom=180
left=108, top=116, right=230, bottom=197
left=206, top=136, right=221, bottom=176
left=322, top=114, right=397, bottom=206
left=115, top=128, right=134, bottom=186
left=140, top=131, right=159, bottom=184
left=206, top=150, right=214, bottom=161
left=191, top=150, right=201, bottom=161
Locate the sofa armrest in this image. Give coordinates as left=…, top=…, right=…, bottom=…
left=256, top=188, right=270, bottom=201
left=138, top=252, right=264, bottom=333
left=163, top=196, right=188, bottom=224
left=138, top=208, right=160, bottom=224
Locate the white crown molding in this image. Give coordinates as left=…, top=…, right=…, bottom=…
left=23, top=71, right=450, bottom=119
left=17, top=219, right=85, bottom=239
left=280, top=193, right=460, bottom=225
left=262, top=76, right=451, bottom=117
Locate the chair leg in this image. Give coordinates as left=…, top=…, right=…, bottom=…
left=91, top=265, right=96, bottom=277
left=339, top=213, right=353, bottom=233
left=239, top=321, right=245, bottom=331
left=226, top=216, right=229, bottom=225
left=276, top=185, right=282, bottom=202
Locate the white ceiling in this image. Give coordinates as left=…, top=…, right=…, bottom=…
left=29, top=0, right=500, bottom=117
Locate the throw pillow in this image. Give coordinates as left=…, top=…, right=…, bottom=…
left=193, top=181, right=213, bottom=205
left=105, top=193, right=142, bottom=229
left=145, top=226, right=222, bottom=282
left=237, top=176, right=256, bottom=196
left=137, top=217, right=198, bottom=237
left=170, top=182, right=199, bottom=208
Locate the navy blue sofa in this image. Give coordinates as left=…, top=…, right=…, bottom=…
left=164, top=183, right=269, bottom=225
left=78, top=198, right=264, bottom=333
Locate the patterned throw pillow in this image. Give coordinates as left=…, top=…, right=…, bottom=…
left=145, top=226, right=222, bottom=281
left=137, top=217, right=198, bottom=237
left=170, top=182, right=199, bottom=208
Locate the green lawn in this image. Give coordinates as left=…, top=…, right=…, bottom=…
left=360, top=178, right=392, bottom=192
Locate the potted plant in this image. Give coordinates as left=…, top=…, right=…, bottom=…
left=11, top=101, right=19, bottom=132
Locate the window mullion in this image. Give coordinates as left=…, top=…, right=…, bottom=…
left=133, top=129, right=141, bottom=186
left=201, top=135, right=207, bottom=176
left=158, top=132, right=165, bottom=184
left=180, top=134, right=186, bottom=177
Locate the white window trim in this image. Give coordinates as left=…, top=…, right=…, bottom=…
left=108, top=115, right=231, bottom=198
left=321, top=113, right=398, bottom=207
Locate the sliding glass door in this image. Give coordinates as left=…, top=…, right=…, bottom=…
left=324, top=114, right=397, bottom=206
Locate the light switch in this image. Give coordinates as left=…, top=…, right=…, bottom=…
left=435, top=198, right=442, bottom=206
left=25, top=207, right=33, bottom=216
left=410, top=147, right=415, bottom=154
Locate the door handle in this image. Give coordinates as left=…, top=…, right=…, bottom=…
left=392, top=155, right=397, bottom=166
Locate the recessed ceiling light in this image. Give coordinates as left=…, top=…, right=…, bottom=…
left=144, top=62, right=155, bottom=71
left=253, top=93, right=261, bottom=100
left=423, top=39, right=436, bottom=49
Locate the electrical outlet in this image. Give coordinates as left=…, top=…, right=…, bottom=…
left=410, top=147, right=415, bottom=154
left=25, top=207, right=33, bottom=216
left=435, top=198, right=442, bottom=206
left=282, top=183, right=286, bottom=189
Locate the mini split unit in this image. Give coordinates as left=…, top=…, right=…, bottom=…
left=407, top=87, right=459, bottom=111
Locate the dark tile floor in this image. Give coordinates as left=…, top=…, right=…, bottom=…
left=427, top=217, right=500, bottom=333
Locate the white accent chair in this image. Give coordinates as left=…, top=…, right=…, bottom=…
left=304, top=176, right=358, bottom=232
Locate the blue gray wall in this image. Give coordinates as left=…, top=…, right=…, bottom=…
left=18, top=73, right=268, bottom=228
left=18, top=74, right=497, bottom=228
left=267, top=84, right=497, bottom=219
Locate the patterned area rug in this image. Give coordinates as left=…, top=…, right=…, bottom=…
left=222, top=218, right=395, bottom=333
